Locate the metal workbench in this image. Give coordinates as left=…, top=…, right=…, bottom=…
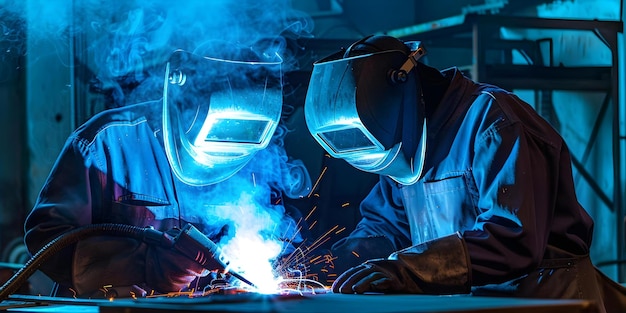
left=1, top=293, right=599, bottom=313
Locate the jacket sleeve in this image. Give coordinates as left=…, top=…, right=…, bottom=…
left=462, top=93, right=585, bottom=286
left=350, top=177, right=413, bottom=250
left=330, top=177, right=413, bottom=272
left=23, top=134, right=148, bottom=295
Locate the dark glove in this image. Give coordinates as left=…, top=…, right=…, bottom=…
left=144, top=225, right=234, bottom=293
left=145, top=245, right=209, bottom=293
left=332, top=232, right=471, bottom=295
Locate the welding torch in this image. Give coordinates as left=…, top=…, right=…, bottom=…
left=146, top=223, right=256, bottom=288
left=0, top=223, right=255, bottom=301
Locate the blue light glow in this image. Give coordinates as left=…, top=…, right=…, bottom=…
left=1, top=0, right=315, bottom=290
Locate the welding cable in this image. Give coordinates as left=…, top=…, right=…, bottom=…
left=0, top=224, right=170, bottom=301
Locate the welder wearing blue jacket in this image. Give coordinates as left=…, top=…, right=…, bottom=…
left=24, top=50, right=308, bottom=297
left=304, top=35, right=625, bottom=313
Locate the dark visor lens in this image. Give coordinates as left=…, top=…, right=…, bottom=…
left=203, top=118, right=271, bottom=144
left=318, top=127, right=378, bottom=153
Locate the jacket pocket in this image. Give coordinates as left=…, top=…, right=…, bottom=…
left=107, top=193, right=175, bottom=225
left=422, top=173, right=479, bottom=236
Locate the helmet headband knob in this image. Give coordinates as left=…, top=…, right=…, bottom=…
left=388, top=44, right=426, bottom=85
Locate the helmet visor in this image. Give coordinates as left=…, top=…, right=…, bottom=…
left=163, top=50, right=282, bottom=186
left=318, top=126, right=380, bottom=154
left=304, top=47, right=426, bottom=185
left=304, top=50, right=406, bottom=158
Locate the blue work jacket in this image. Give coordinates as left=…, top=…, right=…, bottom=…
left=336, top=68, right=618, bottom=305
left=24, top=100, right=301, bottom=295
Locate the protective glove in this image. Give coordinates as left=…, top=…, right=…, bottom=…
left=145, top=244, right=210, bottom=293
left=144, top=224, right=236, bottom=293
left=332, top=232, right=471, bottom=295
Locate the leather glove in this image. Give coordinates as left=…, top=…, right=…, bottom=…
left=144, top=225, right=235, bottom=293
left=332, top=232, right=471, bottom=295
left=145, top=245, right=209, bottom=293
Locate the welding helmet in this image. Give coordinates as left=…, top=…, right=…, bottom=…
left=163, top=50, right=283, bottom=186
left=304, top=35, right=427, bottom=185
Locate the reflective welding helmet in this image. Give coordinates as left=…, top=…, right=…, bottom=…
left=163, top=50, right=282, bottom=186
left=304, top=35, right=427, bottom=185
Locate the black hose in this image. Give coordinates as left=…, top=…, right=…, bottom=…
left=0, top=224, right=158, bottom=301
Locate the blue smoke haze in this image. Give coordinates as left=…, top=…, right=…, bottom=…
left=1, top=0, right=315, bottom=279
left=1, top=0, right=314, bottom=104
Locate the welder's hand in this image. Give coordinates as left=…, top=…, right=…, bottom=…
left=332, top=259, right=423, bottom=294
left=332, top=233, right=471, bottom=295
left=145, top=245, right=209, bottom=293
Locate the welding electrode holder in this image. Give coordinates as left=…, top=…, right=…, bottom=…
left=0, top=223, right=255, bottom=302
left=156, top=224, right=229, bottom=270
left=144, top=224, right=256, bottom=288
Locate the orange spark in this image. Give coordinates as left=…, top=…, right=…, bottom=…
left=335, top=227, right=346, bottom=234
left=323, top=254, right=337, bottom=263
left=308, top=166, right=327, bottom=198
left=351, top=251, right=360, bottom=257
left=305, top=206, right=317, bottom=221
left=302, top=225, right=339, bottom=255
left=341, top=202, right=350, bottom=207
left=309, top=255, right=322, bottom=263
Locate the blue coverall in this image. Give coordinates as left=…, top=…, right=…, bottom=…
left=24, top=100, right=302, bottom=296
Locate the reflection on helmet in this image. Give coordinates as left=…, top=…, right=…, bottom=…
left=163, top=50, right=283, bottom=186
left=304, top=37, right=427, bottom=185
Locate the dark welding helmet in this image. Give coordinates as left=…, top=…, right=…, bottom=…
left=163, top=50, right=282, bottom=186
left=304, top=35, right=427, bottom=185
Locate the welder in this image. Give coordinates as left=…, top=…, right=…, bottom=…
left=23, top=48, right=308, bottom=298
left=304, top=35, right=626, bottom=313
